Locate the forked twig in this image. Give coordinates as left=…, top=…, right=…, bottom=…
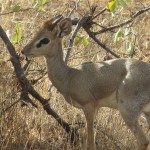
left=65, top=15, right=91, bottom=63
left=70, top=15, right=120, bottom=58
left=1, top=100, right=20, bottom=115
left=0, top=25, right=77, bottom=142
left=91, top=7, right=107, bottom=21
left=0, top=26, right=37, bottom=108
left=94, top=6, right=150, bottom=35
left=84, top=27, right=120, bottom=58
left=68, top=6, right=149, bottom=59
left=67, top=0, right=80, bottom=18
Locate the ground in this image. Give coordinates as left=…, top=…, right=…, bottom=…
left=0, top=0, right=150, bottom=149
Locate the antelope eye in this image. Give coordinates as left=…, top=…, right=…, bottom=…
left=36, top=38, right=50, bottom=48
left=41, top=38, right=50, bottom=44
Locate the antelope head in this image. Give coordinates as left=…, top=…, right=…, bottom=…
left=22, top=15, right=72, bottom=58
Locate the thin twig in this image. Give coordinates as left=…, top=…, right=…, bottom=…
left=0, top=25, right=77, bottom=142
left=0, top=26, right=37, bottom=108
left=70, top=6, right=149, bottom=58
left=87, top=0, right=92, bottom=14
left=0, top=8, right=34, bottom=16
left=67, top=15, right=120, bottom=58
left=84, top=27, right=120, bottom=58
left=49, top=0, right=81, bottom=94
left=23, top=59, right=31, bottom=72
left=94, top=6, right=150, bottom=35
left=65, top=15, right=91, bottom=63
left=1, top=100, right=20, bottom=115
left=91, top=7, right=107, bottom=21
left=67, top=0, right=80, bottom=17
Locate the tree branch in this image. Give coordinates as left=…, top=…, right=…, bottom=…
left=94, top=6, right=150, bottom=35
left=91, top=7, right=107, bottom=21
left=0, top=8, right=34, bottom=16
left=67, top=0, right=80, bottom=17
left=83, top=27, right=120, bottom=58
left=69, top=6, right=149, bottom=58
left=0, top=25, right=77, bottom=142
left=71, top=14, right=120, bottom=58
left=0, top=26, right=37, bottom=108
left=65, top=15, right=91, bottom=63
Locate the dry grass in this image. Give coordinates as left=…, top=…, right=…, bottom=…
left=0, top=0, right=150, bottom=149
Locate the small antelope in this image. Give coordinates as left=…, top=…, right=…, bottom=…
left=22, top=16, right=150, bottom=150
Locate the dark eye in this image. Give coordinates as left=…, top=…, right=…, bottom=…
left=36, top=42, right=42, bottom=48
left=36, top=38, right=50, bottom=48
left=41, top=38, right=50, bottom=44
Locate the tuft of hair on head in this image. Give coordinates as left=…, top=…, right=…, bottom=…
left=43, top=18, right=55, bottom=29
left=45, top=15, right=63, bottom=31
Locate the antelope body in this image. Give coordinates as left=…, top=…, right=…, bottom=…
left=22, top=16, right=150, bottom=150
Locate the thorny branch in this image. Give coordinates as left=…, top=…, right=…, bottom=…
left=65, top=15, right=91, bottom=63
left=0, top=3, right=149, bottom=144
left=67, top=0, right=80, bottom=18
left=70, top=9, right=120, bottom=58
left=91, top=7, right=107, bottom=21
left=0, top=26, right=37, bottom=108
left=0, top=8, right=34, bottom=16
left=0, top=26, right=77, bottom=142
left=94, top=6, right=150, bottom=35
left=84, top=27, right=120, bottom=58
left=69, top=5, right=150, bottom=59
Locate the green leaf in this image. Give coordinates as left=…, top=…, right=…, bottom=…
left=74, top=33, right=82, bottom=46
left=16, top=22, right=22, bottom=41
left=74, top=33, right=89, bottom=46
left=107, top=0, right=119, bottom=12
left=11, top=34, right=17, bottom=44
left=37, top=0, right=47, bottom=10
left=32, top=0, right=38, bottom=7
left=40, top=0, right=47, bottom=5
left=83, top=38, right=89, bottom=46
left=38, top=5, right=44, bottom=10
left=126, top=0, right=133, bottom=2
left=11, top=5, right=22, bottom=12
left=127, top=42, right=135, bottom=56
left=11, top=22, right=22, bottom=45
left=118, top=0, right=128, bottom=8
left=114, top=29, right=122, bottom=43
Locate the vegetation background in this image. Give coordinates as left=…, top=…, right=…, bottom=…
left=0, top=0, right=149, bottom=149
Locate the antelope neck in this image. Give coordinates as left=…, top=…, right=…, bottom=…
left=45, top=47, right=71, bottom=93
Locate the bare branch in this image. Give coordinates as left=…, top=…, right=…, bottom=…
left=0, top=25, right=77, bottom=142
left=95, top=6, right=150, bottom=35
left=23, top=59, right=31, bottom=72
left=83, top=27, right=120, bottom=58
left=67, top=0, right=80, bottom=17
left=27, top=85, right=78, bottom=142
left=70, top=15, right=120, bottom=58
left=0, top=26, right=37, bottom=108
left=0, top=8, right=33, bottom=16
left=91, top=7, right=107, bottom=21
left=70, top=6, right=149, bottom=58
left=65, top=15, right=91, bottom=63
left=1, top=100, right=20, bottom=115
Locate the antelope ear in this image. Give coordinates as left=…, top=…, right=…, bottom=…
left=57, top=18, right=72, bottom=38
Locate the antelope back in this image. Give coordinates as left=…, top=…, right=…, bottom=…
left=22, top=16, right=72, bottom=57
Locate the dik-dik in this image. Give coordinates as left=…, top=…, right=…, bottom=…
left=22, top=16, right=150, bottom=150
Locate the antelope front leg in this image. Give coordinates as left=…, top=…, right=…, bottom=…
left=83, top=104, right=97, bottom=150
